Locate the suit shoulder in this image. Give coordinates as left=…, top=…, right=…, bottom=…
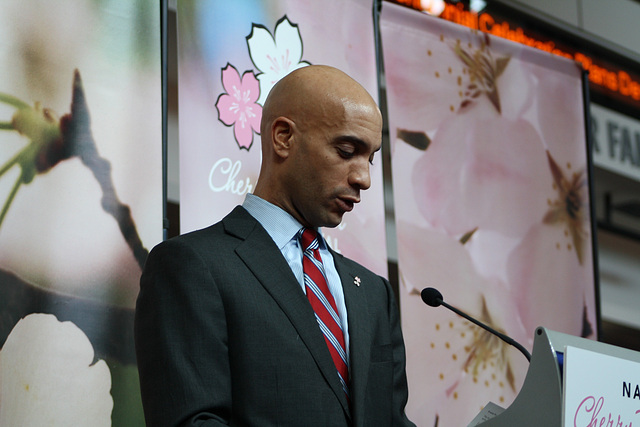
left=150, top=206, right=258, bottom=254
left=151, top=222, right=224, bottom=252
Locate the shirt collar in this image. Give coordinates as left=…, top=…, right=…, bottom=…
left=243, top=193, right=329, bottom=250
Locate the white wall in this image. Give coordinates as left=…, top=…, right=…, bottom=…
left=510, top=0, right=580, bottom=26
left=582, top=0, right=640, bottom=55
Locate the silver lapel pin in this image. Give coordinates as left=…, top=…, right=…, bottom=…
left=354, top=276, right=361, bottom=286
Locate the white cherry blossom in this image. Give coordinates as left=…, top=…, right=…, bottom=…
left=0, top=313, right=112, bottom=426
left=397, top=223, right=530, bottom=427
left=247, top=17, right=310, bottom=105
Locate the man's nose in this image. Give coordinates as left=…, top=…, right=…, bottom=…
left=349, top=162, right=371, bottom=190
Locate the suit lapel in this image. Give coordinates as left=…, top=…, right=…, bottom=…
left=334, top=253, right=373, bottom=426
left=223, top=207, right=350, bottom=414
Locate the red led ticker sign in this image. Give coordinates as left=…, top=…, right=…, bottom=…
left=389, top=0, right=640, bottom=108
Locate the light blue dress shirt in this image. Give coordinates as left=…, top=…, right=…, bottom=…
left=242, top=193, right=350, bottom=362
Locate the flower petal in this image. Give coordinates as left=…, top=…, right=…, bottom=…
left=240, top=71, right=261, bottom=104
left=234, top=113, right=255, bottom=149
left=411, top=113, right=552, bottom=238
left=508, top=223, right=596, bottom=337
left=247, top=17, right=310, bottom=106
left=273, top=18, right=304, bottom=70
left=247, top=25, right=278, bottom=74
left=215, top=93, right=237, bottom=126
left=0, top=313, right=112, bottom=425
left=246, top=103, right=262, bottom=134
left=221, top=64, right=242, bottom=95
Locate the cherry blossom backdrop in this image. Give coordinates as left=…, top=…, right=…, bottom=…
left=176, top=0, right=388, bottom=276
left=0, top=1, right=162, bottom=425
left=380, top=3, right=597, bottom=426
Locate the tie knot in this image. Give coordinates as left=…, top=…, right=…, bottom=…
left=299, top=228, right=319, bottom=252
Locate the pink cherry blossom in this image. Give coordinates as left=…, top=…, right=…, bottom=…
left=397, top=222, right=530, bottom=427
left=507, top=223, right=597, bottom=338
left=215, top=64, right=262, bottom=150
left=411, top=107, right=552, bottom=239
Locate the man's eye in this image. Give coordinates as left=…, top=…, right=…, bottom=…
left=338, top=148, right=355, bottom=158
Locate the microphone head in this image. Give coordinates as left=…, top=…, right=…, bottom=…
left=421, top=287, right=443, bottom=307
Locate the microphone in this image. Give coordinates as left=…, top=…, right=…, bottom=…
left=421, top=287, right=532, bottom=362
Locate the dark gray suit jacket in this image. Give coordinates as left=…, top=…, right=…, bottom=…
left=135, top=206, right=414, bottom=427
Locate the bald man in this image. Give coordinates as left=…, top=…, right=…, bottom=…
left=135, top=66, right=415, bottom=427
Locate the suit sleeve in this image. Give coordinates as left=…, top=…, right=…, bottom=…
left=135, top=239, right=230, bottom=427
left=385, top=278, right=417, bottom=427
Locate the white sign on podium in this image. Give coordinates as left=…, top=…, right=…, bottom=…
left=563, top=346, right=640, bottom=426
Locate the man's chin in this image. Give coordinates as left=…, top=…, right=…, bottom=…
left=323, top=214, right=345, bottom=229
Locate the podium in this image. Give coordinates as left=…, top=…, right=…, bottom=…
left=472, top=327, right=640, bottom=426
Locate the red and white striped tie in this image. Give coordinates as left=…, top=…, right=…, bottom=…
left=299, top=228, right=349, bottom=399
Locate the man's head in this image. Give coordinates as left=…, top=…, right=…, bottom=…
left=254, top=65, right=383, bottom=229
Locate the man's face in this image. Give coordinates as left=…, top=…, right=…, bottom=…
left=286, top=101, right=382, bottom=229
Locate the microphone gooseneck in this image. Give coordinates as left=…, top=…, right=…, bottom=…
left=421, top=287, right=532, bottom=362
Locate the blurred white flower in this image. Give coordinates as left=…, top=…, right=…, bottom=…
left=0, top=313, right=112, bottom=426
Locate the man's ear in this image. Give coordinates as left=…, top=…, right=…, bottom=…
left=271, top=117, right=295, bottom=159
